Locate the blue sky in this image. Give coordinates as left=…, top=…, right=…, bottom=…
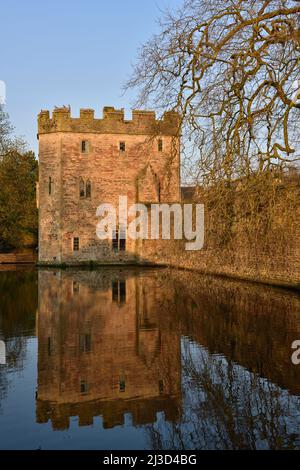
left=0, top=0, right=182, bottom=153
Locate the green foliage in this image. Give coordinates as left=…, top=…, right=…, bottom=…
left=0, top=105, right=38, bottom=250
left=0, top=149, right=38, bottom=249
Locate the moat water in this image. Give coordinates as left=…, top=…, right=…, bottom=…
left=0, top=266, right=300, bottom=450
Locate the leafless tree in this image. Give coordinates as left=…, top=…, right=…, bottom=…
left=145, top=344, right=300, bottom=450
left=0, top=104, right=12, bottom=155
left=126, top=0, right=300, bottom=184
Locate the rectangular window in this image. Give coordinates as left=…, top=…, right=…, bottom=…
left=112, top=280, right=126, bottom=303
left=119, top=281, right=126, bottom=303
left=112, top=226, right=126, bottom=252
left=112, top=281, right=119, bottom=301
left=79, top=334, right=92, bottom=353
left=159, top=380, right=164, bottom=394
left=79, top=178, right=85, bottom=198
left=80, top=380, right=89, bottom=394
left=119, top=238, right=126, bottom=251
left=119, top=225, right=126, bottom=251
left=112, top=229, right=119, bottom=251
left=119, top=379, right=126, bottom=392
left=119, top=141, right=126, bottom=152
left=72, top=281, right=80, bottom=294
left=73, top=237, right=79, bottom=251
left=48, top=177, right=53, bottom=195
left=158, top=139, right=163, bottom=152
left=86, top=180, right=91, bottom=198
left=81, top=140, right=89, bottom=153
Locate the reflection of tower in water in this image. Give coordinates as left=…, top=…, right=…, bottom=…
left=36, top=270, right=181, bottom=430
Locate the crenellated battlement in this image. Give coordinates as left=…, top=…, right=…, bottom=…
left=36, top=395, right=180, bottom=430
left=38, top=106, right=180, bottom=136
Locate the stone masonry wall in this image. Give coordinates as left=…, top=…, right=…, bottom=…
left=38, top=107, right=299, bottom=288
left=139, top=179, right=300, bottom=289
left=38, top=107, right=180, bottom=264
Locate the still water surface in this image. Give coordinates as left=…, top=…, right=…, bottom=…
left=0, top=266, right=300, bottom=450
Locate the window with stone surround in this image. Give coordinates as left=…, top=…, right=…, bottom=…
left=80, top=380, right=89, bottom=394
left=112, top=225, right=126, bottom=252
left=119, top=281, right=126, bottom=303
left=81, top=140, right=89, bottom=154
left=112, top=280, right=126, bottom=304
left=79, top=178, right=85, bottom=198
left=86, top=179, right=91, bottom=198
left=72, top=281, right=80, bottom=294
left=112, top=229, right=119, bottom=251
left=119, top=141, right=126, bottom=152
left=112, top=281, right=119, bottom=301
left=119, top=224, right=126, bottom=251
left=48, top=177, right=53, bottom=195
left=158, top=139, right=163, bottom=152
left=73, top=237, right=79, bottom=251
left=79, top=178, right=92, bottom=198
left=119, top=378, right=126, bottom=392
left=79, top=334, right=92, bottom=353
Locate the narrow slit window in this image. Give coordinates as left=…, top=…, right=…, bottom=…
left=80, top=380, right=88, bottom=394
left=79, top=334, right=91, bottom=353
left=79, top=178, right=85, bottom=198
left=112, top=229, right=119, bottom=251
left=119, top=225, right=126, bottom=251
left=73, top=237, right=79, bottom=252
left=119, top=378, right=126, bottom=392
left=119, top=238, right=126, bottom=251
left=112, top=281, right=119, bottom=301
left=119, top=141, right=126, bottom=152
left=72, top=281, right=80, bottom=294
left=119, top=281, right=126, bottom=303
left=86, top=179, right=91, bottom=198
left=48, top=177, right=53, bottom=195
left=158, top=139, right=163, bottom=152
left=81, top=140, right=89, bottom=153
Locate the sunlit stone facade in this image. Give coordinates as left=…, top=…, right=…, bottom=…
left=37, top=107, right=180, bottom=264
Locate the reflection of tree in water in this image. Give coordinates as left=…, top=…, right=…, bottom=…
left=0, top=337, right=28, bottom=412
left=0, top=270, right=37, bottom=338
left=5, top=336, right=28, bottom=369
left=0, top=269, right=37, bottom=412
left=146, top=340, right=300, bottom=450
left=0, top=368, right=8, bottom=413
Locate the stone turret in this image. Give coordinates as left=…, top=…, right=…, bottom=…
left=37, top=105, right=180, bottom=265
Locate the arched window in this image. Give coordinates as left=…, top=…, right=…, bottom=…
left=79, top=178, right=85, bottom=198
left=86, top=179, right=91, bottom=198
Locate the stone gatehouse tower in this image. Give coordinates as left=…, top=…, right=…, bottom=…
left=37, top=106, right=180, bottom=264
